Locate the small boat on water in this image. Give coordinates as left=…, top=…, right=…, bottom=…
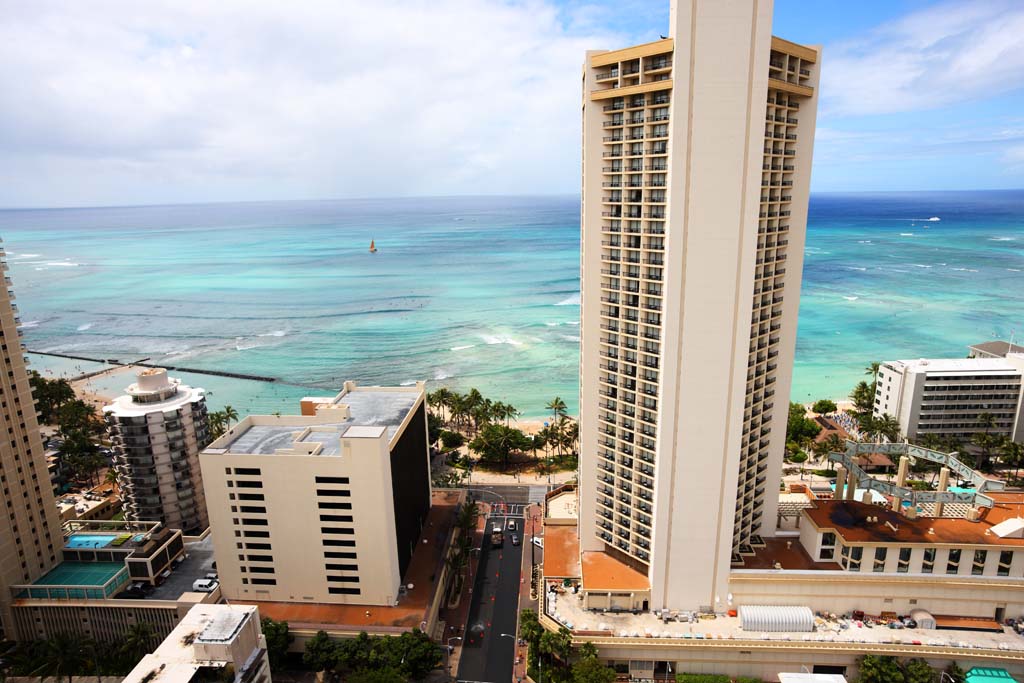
left=369, top=239, right=378, bottom=253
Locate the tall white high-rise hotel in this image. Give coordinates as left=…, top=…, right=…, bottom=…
left=579, top=0, right=819, bottom=610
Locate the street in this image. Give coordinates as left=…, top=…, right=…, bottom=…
left=457, top=510, right=525, bottom=683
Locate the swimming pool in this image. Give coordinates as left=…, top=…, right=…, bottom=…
left=65, top=533, right=114, bottom=549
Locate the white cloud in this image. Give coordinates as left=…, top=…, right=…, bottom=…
left=821, top=0, right=1024, bottom=117
left=0, top=0, right=630, bottom=206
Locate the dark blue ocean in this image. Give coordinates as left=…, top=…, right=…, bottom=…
left=1, top=191, right=1021, bottom=417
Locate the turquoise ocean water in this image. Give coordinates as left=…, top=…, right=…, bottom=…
left=2, top=191, right=1022, bottom=418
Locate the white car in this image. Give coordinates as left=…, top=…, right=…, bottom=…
left=507, top=520, right=517, bottom=531
left=192, top=578, right=219, bottom=593
left=532, top=537, right=544, bottom=549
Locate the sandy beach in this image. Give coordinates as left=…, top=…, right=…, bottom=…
left=68, top=363, right=138, bottom=411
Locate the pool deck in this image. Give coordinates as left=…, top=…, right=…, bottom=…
left=31, top=561, right=125, bottom=587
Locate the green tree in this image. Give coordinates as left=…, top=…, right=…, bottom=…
left=519, top=608, right=543, bottom=649
left=208, top=411, right=227, bottom=439
left=222, top=404, right=239, bottom=427
left=303, top=630, right=338, bottom=672
left=428, top=412, right=444, bottom=444
left=1001, top=439, right=1024, bottom=480
left=944, top=663, right=966, bottom=683
left=903, top=659, right=934, bottom=683
left=347, top=668, right=407, bottom=683
left=850, top=380, right=876, bottom=414
left=469, top=423, right=531, bottom=471
left=856, top=654, right=905, bottom=683
left=34, top=633, right=96, bottom=683
left=786, top=402, right=821, bottom=443
left=572, top=656, right=615, bottom=683
left=812, top=399, right=838, bottom=414
left=874, top=413, right=902, bottom=442
left=540, top=626, right=573, bottom=665
left=261, top=617, right=293, bottom=671
left=440, top=430, right=465, bottom=450
left=29, top=371, right=75, bottom=424
left=120, top=622, right=156, bottom=667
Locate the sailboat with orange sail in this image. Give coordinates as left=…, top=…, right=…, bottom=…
left=369, top=239, right=377, bottom=253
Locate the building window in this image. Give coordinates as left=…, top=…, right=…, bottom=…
left=998, top=550, right=1013, bottom=577
left=250, top=578, right=276, bottom=585
left=973, top=550, right=987, bottom=575
left=922, top=548, right=935, bottom=574
left=328, top=587, right=360, bottom=595
left=873, top=547, right=887, bottom=572
left=819, top=532, right=836, bottom=561
left=947, top=549, right=961, bottom=575
left=315, top=476, right=350, bottom=484
left=897, top=547, right=911, bottom=573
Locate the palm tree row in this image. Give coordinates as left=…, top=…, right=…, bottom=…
left=427, top=388, right=521, bottom=436
left=4, top=624, right=157, bottom=681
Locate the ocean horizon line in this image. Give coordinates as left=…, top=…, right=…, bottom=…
left=2, top=187, right=1022, bottom=213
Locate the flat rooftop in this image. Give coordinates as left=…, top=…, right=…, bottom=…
left=582, top=551, right=649, bottom=592
left=544, top=524, right=581, bottom=578
left=970, top=341, right=1024, bottom=357
left=234, top=489, right=462, bottom=632
left=738, top=538, right=840, bottom=571
left=804, top=498, right=1024, bottom=547
left=215, top=387, right=419, bottom=455
left=889, top=357, right=1023, bottom=375
left=546, top=589, right=1024, bottom=653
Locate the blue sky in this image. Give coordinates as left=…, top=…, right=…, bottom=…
left=0, top=0, right=1022, bottom=206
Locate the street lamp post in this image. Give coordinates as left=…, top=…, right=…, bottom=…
left=446, top=636, right=462, bottom=681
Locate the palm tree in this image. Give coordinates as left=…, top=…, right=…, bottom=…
left=1000, top=439, right=1024, bottom=481
left=546, top=397, right=568, bottom=423
left=865, top=362, right=881, bottom=379
left=222, top=404, right=239, bottom=428
left=121, top=622, right=156, bottom=667
left=208, top=411, right=227, bottom=439
left=33, top=633, right=95, bottom=683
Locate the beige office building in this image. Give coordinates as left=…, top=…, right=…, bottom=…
left=578, top=0, right=819, bottom=611
left=0, top=243, right=64, bottom=638
left=105, top=368, right=211, bottom=534
left=200, top=382, right=432, bottom=608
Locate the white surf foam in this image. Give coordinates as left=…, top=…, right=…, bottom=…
left=1008, top=268, right=1022, bottom=272
left=258, top=329, right=288, bottom=337
left=857, top=240, right=873, bottom=244
left=46, top=261, right=79, bottom=267
left=480, top=334, right=524, bottom=347
left=11, top=253, right=41, bottom=260
left=843, top=296, right=859, bottom=301
left=927, top=216, right=940, bottom=221
left=545, top=322, right=560, bottom=327
left=19, top=320, right=41, bottom=329
left=912, top=264, right=932, bottom=268
left=399, top=380, right=418, bottom=386
left=235, top=343, right=259, bottom=351
left=560, top=334, right=581, bottom=342
left=900, top=233, right=915, bottom=237
left=76, top=323, right=94, bottom=331
left=450, top=344, right=475, bottom=352
left=846, top=266, right=867, bottom=272
left=554, top=293, right=580, bottom=306
left=434, top=370, right=451, bottom=380
left=565, top=321, right=580, bottom=326
left=989, top=237, right=1016, bottom=242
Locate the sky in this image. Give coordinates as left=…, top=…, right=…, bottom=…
left=1, top=0, right=1023, bottom=207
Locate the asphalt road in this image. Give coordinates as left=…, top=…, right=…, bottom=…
left=457, top=512, right=525, bottom=683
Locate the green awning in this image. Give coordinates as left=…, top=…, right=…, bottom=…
left=966, top=668, right=1018, bottom=683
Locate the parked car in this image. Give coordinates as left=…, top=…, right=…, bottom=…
left=511, top=533, right=520, bottom=546
left=192, top=578, right=219, bottom=593
left=507, top=520, right=517, bottom=531
left=532, top=537, right=544, bottom=549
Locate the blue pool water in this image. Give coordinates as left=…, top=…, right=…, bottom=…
left=65, top=533, right=114, bottom=549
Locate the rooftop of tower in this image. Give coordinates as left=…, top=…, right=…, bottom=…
left=203, top=381, right=422, bottom=456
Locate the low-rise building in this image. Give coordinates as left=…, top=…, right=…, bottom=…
left=8, top=521, right=221, bottom=642
left=874, top=354, right=1024, bottom=442
left=123, top=603, right=270, bottom=683
left=539, top=444, right=1024, bottom=681
left=105, top=368, right=211, bottom=535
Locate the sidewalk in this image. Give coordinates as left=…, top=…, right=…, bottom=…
left=468, top=469, right=576, bottom=486
left=513, top=502, right=544, bottom=683
left=437, top=502, right=490, bottom=679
